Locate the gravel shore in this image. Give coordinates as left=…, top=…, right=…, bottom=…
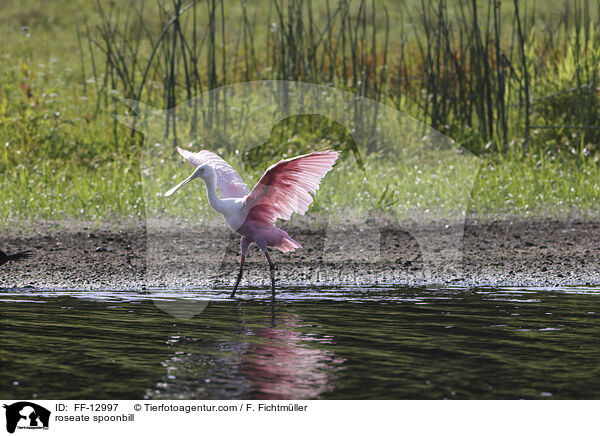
left=1, top=218, right=599, bottom=290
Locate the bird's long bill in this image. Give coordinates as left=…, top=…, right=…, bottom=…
left=164, top=167, right=202, bottom=197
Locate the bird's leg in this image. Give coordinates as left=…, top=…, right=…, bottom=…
left=230, top=254, right=245, bottom=298
left=265, top=251, right=276, bottom=298
left=231, top=237, right=250, bottom=298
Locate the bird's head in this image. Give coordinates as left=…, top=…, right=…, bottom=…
left=192, top=164, right=214, bottom=181
left=164, top=164, right=214, bottom=197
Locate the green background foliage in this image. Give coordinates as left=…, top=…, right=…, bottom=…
left=1, top=0, right=599, bottom=224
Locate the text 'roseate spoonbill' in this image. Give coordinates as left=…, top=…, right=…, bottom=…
left=164, top=147, right=340, bottom=298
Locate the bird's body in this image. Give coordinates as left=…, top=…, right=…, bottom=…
left=0, top=249, right=33, bottom=267
left=165, top=147, right=339, bottom=297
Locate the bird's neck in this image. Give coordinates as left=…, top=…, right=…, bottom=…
left=203, top=173, right=226, bottom=214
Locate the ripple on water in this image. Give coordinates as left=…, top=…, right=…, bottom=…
left=1, top=285, right=600, bottom=399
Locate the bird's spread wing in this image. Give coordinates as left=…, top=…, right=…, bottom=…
left=0, top=250, right=33, bottom=263
left=10, top=250, right=33, bottom=261
left=244, top=150, right=339, bottom=224
left=177, top=147, right=250, bottom=198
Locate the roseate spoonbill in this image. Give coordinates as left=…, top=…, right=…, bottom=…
left=0, top=249, right=33, bottom=267
left=164, top=147, right=339, bottom=298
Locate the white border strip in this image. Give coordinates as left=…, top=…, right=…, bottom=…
left=1, top=400, right=597, bottom=436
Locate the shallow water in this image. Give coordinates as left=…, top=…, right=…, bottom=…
left=1, top=286, right=600, bottom=399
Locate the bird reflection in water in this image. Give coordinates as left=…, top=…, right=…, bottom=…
left=147, top=299, right=344, bottom=400
left=239, top=301, right=345, bottom=399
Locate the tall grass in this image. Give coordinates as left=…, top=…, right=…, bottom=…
left=83, top=0, right=393, bottom=144
left=2, top=0, right=600, bottom=224
left=81, top=0, right=600, bottom=156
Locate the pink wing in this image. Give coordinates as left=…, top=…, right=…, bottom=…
left=245, top=150, right=340, bottom=224
left=177, top=147, right=250, bottom=198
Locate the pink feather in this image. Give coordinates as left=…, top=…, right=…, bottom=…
left=244, top=150, right=340, bottom=225
left=166, top=147, right=340, bottom=296
left=177, top=147, right=250, bottom=198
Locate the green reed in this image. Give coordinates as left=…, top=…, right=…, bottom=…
left=2, top=0, right=600, bottom=223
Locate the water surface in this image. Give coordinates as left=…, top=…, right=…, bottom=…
left=1, top=286, right=600, bottom=399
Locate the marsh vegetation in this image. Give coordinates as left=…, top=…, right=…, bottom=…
left=1, top=0, right=599, bottom=223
